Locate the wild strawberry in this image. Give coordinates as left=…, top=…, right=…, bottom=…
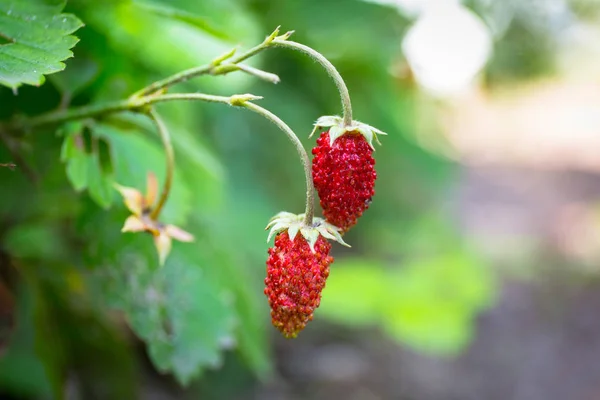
left=310, top=116, right=387, bottom=233
left=264, top=212, right=348, bottom=338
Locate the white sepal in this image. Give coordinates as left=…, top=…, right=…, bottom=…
left=265, top=212, right=351, bottom=251
left=287, top=224, right=300, bottom=242
left=311, top=115, right=387, bottom=149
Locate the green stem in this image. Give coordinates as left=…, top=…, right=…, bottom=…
left=15, top=99, right=134, bottom=130
left=132, top=28, right=289, bottom=98
left=5, top=91, right=313, bottom=223
left=146, top=109, right=173, bottom=220
left=11, top=93, right=251, bottom=130
left=272, top=39, right=353, bottom=127
left=238, top=101, right=314, bottom=226
left=131, top=65, right=210, bottom=98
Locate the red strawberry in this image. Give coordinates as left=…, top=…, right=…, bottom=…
left=310, top=116, right=386, bottom=233
left=264, top=212, right=348, bottom=338
left=265, top=232, right=332, bottom=338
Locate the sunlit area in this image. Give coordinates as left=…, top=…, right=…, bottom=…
left=2, top=0, right=600, bottom=399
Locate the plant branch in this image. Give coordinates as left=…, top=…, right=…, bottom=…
left=131, top=28, right=291, bottom=98
left=146, top=109, right=173, bottom=220
left=14, top=99, right=134, bottom=130
left=9, top=93, right=258, bottom=131
left=272, top=38, right=353, bottom=126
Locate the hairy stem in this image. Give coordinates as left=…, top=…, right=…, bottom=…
left=11, top=93, right=252, bottom=130
left=146, top=109, right=174, bottom=220
left=239, top=101, right=314, bottom=226
left=15, top=99, right=134, bottom=130
left=272, top=39, right=353, bottom=126
left=6, top=91, right=313, bottom=223
left=132, top=28, right=290, bottom=98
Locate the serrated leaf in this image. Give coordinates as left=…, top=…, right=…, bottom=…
left=82, top=208, right=236, bottom=386
left=0, top=0, right=84, bottom=89
left=147, top=249, right=236, bottom=385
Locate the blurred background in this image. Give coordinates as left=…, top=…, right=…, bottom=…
left=2, top=0, right=600, bottom=399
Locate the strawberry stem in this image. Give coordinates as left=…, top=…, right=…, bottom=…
left=147, top=109, right=173, bottom=220
left=130, top=27, right=290, bottom=99
left=272, top=39, right=353, bottom=127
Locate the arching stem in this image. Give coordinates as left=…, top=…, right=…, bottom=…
left=147, top=109, right=173, bottom=220
left=6, top=90, right=313, bottom=225
left=272, top=39, right=353, bottom=127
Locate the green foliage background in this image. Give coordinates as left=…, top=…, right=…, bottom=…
left=0, top=0, right=521, bottom=397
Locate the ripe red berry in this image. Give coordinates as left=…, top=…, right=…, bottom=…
left=263, top=212, right=347, bottom=338
left=264, top=231, right=333, bottom=338
left=312, top=129, right=376, bottom=233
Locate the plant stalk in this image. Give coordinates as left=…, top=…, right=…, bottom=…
left=131, top=28, right=289, bottom=98
left=11, top=93, right=244, bottom=130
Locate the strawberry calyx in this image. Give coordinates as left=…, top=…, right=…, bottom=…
left=266, top=211, right=350, bottom=251
left=309, top=115, right=387, bottom=149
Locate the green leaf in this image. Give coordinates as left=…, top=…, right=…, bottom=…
left=4, top=223, right=66, bottom=261
left=147, top=249, right=236, bottom=386
left=192, top=231, right=272, bottom=379
left=87, top=152, right=114, bottom=209
left=49, top=56, right=99, bottom=95
left=0, top=281, right=60, bottom=399
left=62, top=133, right=89, bottom=191
left=73, top=1, right=259, bottom=92
left=61, top=123, right=115, bottom=207
left=97, top=137, right=114, bottom=175
left=0, top=0, right=84, bottom=89
left=132, top=0, right=229, bottom=40
left=170, top=124, right=224, bottom=213
left=92, top=121, right=192, bottom=225
left=82, top=208, right=236, bottom=386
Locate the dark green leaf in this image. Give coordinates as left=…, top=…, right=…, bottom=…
left=97, top=137, right=114, bottom=175
left=0, top=283, right=58, bottom=399
left=4, top=223, right=66, bottom=261
left=0, top=0, right=84, bottom=89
